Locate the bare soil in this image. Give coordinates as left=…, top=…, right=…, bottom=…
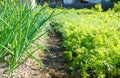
left=0, top=32, right=70, bottom=78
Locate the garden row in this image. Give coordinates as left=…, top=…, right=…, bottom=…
left=0, top=0, right=120, bottom=77
left=51, top=4, right=120, bottom=77
left=0, top=1, right=52, bottom=74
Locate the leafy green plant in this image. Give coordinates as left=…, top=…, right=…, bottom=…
left=0, top=0, right=53, bottom=74
left=113, top=1, right=120, bottom=12
left=51, top=8, right=120, bottom=77
left=93, top=4, right=103, bottom=12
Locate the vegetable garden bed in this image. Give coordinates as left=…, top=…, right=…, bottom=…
left=1, top=1, right=120, bottom=78
left=50, top=5, right=120, bottom=77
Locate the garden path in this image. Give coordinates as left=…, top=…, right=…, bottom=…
left=0, top=32, right=69, bottom=78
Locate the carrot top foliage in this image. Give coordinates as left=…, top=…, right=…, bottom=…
left=51, top=5, right=120, bottom=77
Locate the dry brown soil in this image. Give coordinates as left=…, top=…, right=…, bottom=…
left=0, top=33, right=71, bottom=78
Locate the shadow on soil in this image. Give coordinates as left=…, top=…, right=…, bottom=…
left=42, top=32, right=70, bottom=78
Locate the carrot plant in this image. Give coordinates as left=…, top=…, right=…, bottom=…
left=0, top=0, right=53, bottom=74
left=51, top=7, right=120, bottom=77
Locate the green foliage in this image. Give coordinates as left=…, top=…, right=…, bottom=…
left=111, top=0, right=120, bottom=3
left=113, top=2, right=120, bottom=12
left=0, top=0, right=52, bottom=74
left=93, top=4, right=103, bottom=12
left=64, top=51, right=72, bottom=61
left=51, top=8, right=120, bottom=77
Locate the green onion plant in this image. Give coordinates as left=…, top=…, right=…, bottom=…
left=0, top=0, right=53, bottom=74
